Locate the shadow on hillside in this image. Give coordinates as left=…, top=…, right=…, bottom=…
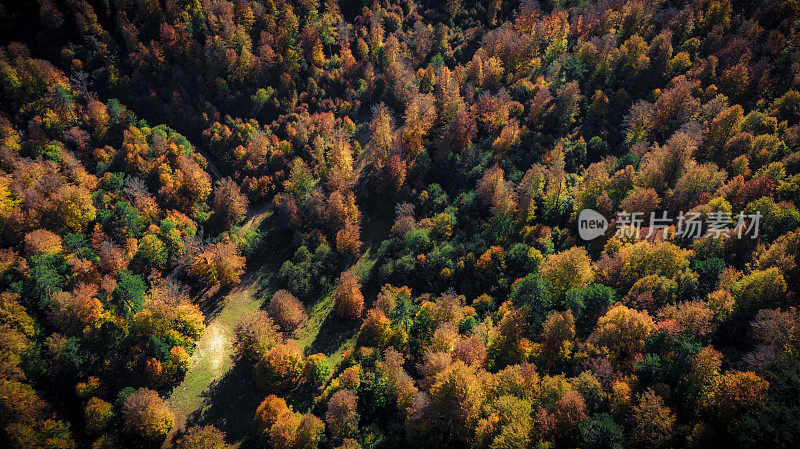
left=183, top=363, right=262, bottom=447
left=360, top=197, right=395, bottom=249
left=303, top=197, right=395, bottom=357
left=195, top=284, right=231, bottom=322
left=358, top=197, right=396, bottom=301
left=180, top=361, right=322, bottom=445
left=248, top=208, right=294, bottom=267
left=306, top=312, right=361, bottom=355
left=195, top=268, right=268, bottom=322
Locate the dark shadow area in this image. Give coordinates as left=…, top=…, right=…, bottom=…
left=178, top=361, right=321, bottom=446
left=359, top=197, right=397, bottom=303
left=248, top=209, right=294, bottom=267
left=306, top=311, right=361, bottom=356
left=303, top=197, right=395, bottom=356
left=184, top=363, right=262, bottom=447
left=188, top=204, right=284, bottom=322
left=195, top=285, right=228, bottom=322
left=194, top=267, right=265, bottom=323
left=360, top=196, right=396, bottom=249
left=281, top=382, right=321, bottom=416
left=251, top=212, right=298, bottom=308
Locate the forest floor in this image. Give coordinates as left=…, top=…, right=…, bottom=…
left=162, top=271, right=266, bottom=447
left=290, top=198, right=395, bottom=359
left=162, top=204, right=273, bottom=448
left=162, top=198, right=394, bottom=448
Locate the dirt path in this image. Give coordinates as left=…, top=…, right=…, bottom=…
left=162, top=204, right=272, bottom=447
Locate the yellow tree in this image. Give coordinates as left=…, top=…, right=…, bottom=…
left=428, top=360, right=485, bottom=443
left=541, top=247, right=594, bottom=303
left=701, top=371, right=769, bottom=421
left=54, top=184, right=96, bottom=232
left=590, top=303, right=655, bottom=364
left=627, top=390, right=675, bottom=449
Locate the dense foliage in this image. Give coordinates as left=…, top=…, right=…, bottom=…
left=1, top=0, right=800, bottom=448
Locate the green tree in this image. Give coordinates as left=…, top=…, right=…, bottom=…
left=566, top=284, right=617, bottom=337
left=113, top=270, right=146, bottom=317
left=509, top=273, right=551, bottom=331
left=577, top=413, right=623, bottom=449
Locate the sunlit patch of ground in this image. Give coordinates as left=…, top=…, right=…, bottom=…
left=163, top=279, right=264, bottom=447
left=195, top=322, right=231, bottom=379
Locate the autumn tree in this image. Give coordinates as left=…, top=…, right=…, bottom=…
left=476, top=165, right=517, bottom=218
left=54, top=184, right=96, bottom=232
left=730, top=268, right=787, bottom=312
left=590, top=304, right=655, bottom=364
left=627, top=390, right=675, bottom=449
left=268, top=289, right=307, bottom=334
left=269, top=409, right=301, bottom=449
left=83, top=397, right=114, bottom=434
left=428, top=361, right=485, bottom=443
left=701, top=371, right=769, bottom=421
left=336, top=220, right=362, bottom=257
left=256, top=343, right=306, bottom=391
left=541, top=247, right=594, bottom=304
left=438, top=109, right=476, bottom=156
left=296, top=414, right=325, bottom=449
left=24, top=229, right=63, bottom=257
left=174, top=425, right=233, bottom=449
left=357, top=308, right=391, bottom=348
left=159, top=154, right=212, bottom=218
left=49, top=283, right=103, bottom=335
left=326, top=389, right=359, bottom=441
left=333, top=270, right=364, bottom=319
left=618, top=241, right=692, bottom=290
left=703, top=105, right=744, bottom=159
left=255, top=395, right=291, bottom=438
left=190, top=240, right=246, bottom=287
left=553, top=390, right=588, bottom=440
left=121, top=388, right=174, bottom=443
left=212, top=177, right=248, bottom=230
left=234, top=311, right=282, bottom=364
left=135, top=233, right=168, bottom=270
left=540, top=310, right=577, bottom=368
left=553, top=80, right=582, bottom=132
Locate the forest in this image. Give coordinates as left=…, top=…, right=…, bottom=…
left=0, top=0, right=799, bottom=448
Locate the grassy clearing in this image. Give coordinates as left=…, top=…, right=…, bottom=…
left=163, top=207, right=274, bottom=447
left=292, top=199, right=394, bottom=367
left=291, top=245, right=378, bottom=367
left=163, top=198, right=394, bottom=446
left=163, top=277, right=265, bottom=442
